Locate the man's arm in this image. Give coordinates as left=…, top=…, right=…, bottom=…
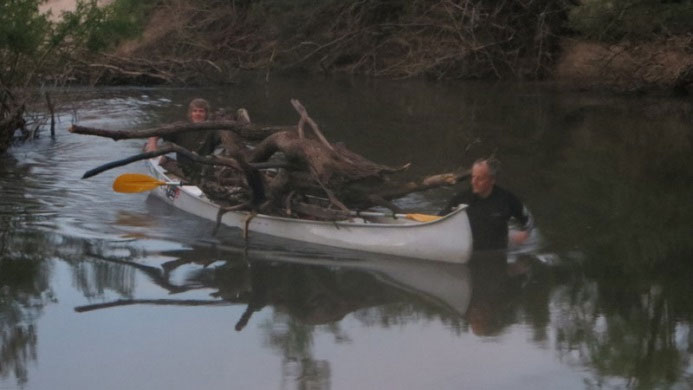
left=439, top=191, right=468, bottom=216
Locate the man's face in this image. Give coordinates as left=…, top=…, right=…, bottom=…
left=190, top=107, right=207, bottom=123
left=471, top=162, right=495, bottom=198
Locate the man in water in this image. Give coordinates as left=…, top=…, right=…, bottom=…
left=440, top=158, right=532, bottom=251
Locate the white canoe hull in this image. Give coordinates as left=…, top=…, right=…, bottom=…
left=146, top=159, right=472, bottom=263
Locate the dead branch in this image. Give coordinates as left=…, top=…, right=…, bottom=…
left=81, top=144, right=287, bottom=179
left=69, top=121, right=292, bottom=141
left=290, top=98, right=334, bottom=150
left=73, top=98, right=470, bottom=222
left=249, top=130, right=400, bottom=184
left=374, top=169, right=470, bottom=200
left=75, top=299, right=230, bottom=313
left=45, top=92, right=55, bottom=138
left=87, top=62, right=176, bottom=83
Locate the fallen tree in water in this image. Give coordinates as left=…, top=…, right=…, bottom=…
left=71, top=100, right=468, bottom=222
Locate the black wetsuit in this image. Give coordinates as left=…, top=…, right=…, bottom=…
left=440, top=186, right=531, bottom=250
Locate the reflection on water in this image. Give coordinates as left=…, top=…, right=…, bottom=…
left=0, top=250, right=50, bottom=386
left=553, top=271, right=693, bottom=389
left=531, top=99, right=693, bottom=272
left=63, top=239, right=475, bottom=389
left=0, top=82, right=692, bottom=389
left=0, top=164, right=54, bottom=385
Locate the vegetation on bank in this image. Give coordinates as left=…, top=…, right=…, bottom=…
left=95, top=0, right=693, bottom=88
left=2, top=0, right=692, bottom=153
left=0, top=0, right=153, bottom=152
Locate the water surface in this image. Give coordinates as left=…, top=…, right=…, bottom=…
left=1, top=77, right=692, bottom=389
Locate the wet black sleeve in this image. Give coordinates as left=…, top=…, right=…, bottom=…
left=439, top=191, right=469, bottom=216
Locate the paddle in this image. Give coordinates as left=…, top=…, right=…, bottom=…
left=406, top=214, right=440, bottom=222
left=112, top=173, right=184, bottom=193
left=111, top=173, right=442, bottom=222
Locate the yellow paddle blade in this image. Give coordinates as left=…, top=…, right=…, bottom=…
left=113, top=173, right=167, bottom=193
left=405, top=213, right=441, bottom=223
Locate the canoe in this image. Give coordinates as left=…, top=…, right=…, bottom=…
left=146, top=158, right=473, bottom=263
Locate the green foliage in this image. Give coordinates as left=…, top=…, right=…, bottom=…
left=0, top=0, right=154, bottom=86
left=568, top=0, right=693, bottom=42
left=0, top=0, right=154, bottom=80
left=61, top=0, right=154, bottom=53
left=0, top=0, right=51, bottom=57
left=1, top=0, right=155, bottom=153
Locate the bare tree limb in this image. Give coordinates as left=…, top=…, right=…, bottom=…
left=290, top=99, right=334, bottom=151
left=81, top=144, right=287, bottom=179
left=75, top=299, right=231, bottom=313
left=69, top=121, right=293, bottom=141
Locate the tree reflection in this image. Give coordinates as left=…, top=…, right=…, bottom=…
left=554, top=274, right=693, bottom=389
left=1, top=159, right=54, bottom=387
left=71, top=242, right=483, bottom=389
left=262, top=313, right=332, bottom=390
left=69, top=237, right=573, bottom=390
left=0, top=235, right=53, bottom=386
left=535, top=98, right=693, bottom=271
left=533, top=98, right=693, bottom=388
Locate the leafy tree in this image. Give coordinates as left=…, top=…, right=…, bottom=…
left=0, top=0, right=153, bottom=153
left=0, top=0, right=52, bottom=87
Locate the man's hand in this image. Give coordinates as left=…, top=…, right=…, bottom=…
left=510, top=230, right=530, bottom=246
left=145, top=137, right=158, bottom=152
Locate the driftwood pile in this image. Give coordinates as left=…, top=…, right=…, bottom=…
left=70, top=100, right=468, bottom=223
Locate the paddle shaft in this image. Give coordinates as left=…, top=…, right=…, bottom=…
left=351, top=211, right=440, bottom=222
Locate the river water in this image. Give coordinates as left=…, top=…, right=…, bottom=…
left=1, top=76, right=692, bottom=390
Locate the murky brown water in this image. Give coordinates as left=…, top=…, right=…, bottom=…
left=1, top=76, right=692, bottom=389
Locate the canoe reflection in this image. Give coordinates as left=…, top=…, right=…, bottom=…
left=74, top=243, right=472, bottom=326
left=230, top=250, right=473, bottom=328
left=73, top=241, right=534, bottom=336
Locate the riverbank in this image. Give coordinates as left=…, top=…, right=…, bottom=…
left=555, top=37, right=693, bottom=94
left=35, top=0, right=693, bottom=95
left=2, top=0, right=692, bottom=154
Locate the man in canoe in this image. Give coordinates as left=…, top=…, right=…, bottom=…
left=440, top=158, right=533, bottom=251
left=145, top=98, right=219, bottom=180
left=145, top=98, right=248, bottom=183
